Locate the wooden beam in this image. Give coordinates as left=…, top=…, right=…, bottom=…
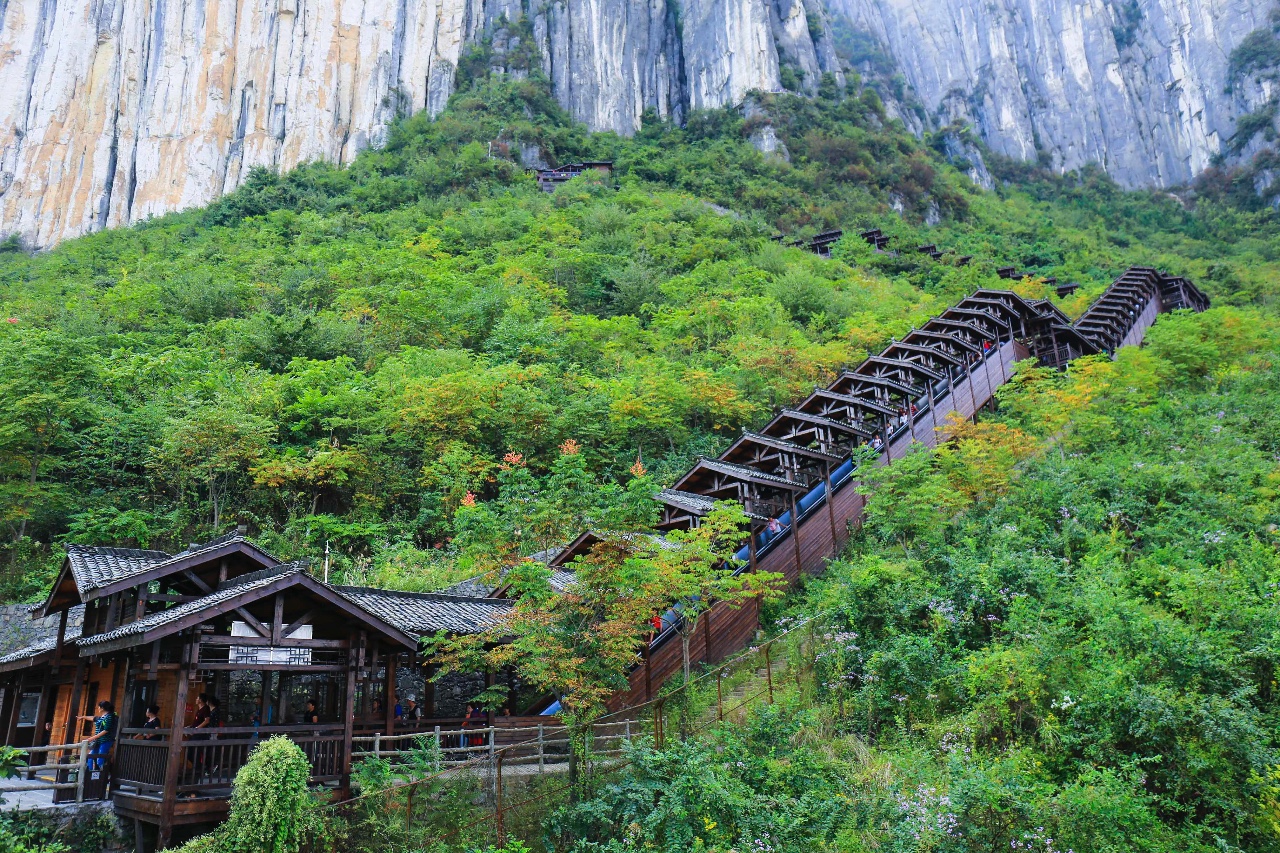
left=232, top=608, right=270, bottom=638
left=340, top=642, right=357, bottom=797
left=281, top=609, right=316, bottom=639
left=384, top=654, right=397, bottom=734
left=196, top=664, right=347, bottom=672
left=182, top=570, right=212, bottom=594
left=199, top=635, right=348, bottom=649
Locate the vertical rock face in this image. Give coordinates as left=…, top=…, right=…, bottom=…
left=2, top=0, right=1267, bottom=247
left=0, top=0, right=843, bottom=247
left=831, top=0, right=1270, bottom=189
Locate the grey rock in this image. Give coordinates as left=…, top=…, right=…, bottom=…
left=830, top=0, right=1273, bottom=189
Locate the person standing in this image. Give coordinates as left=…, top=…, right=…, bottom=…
left=135, top=705, right=162, bottom=740
left=76, top=701, right=118, bottom=770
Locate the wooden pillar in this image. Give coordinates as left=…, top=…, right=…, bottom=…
left=258, top=671, right=272, bottom=725
left=824, top=462, right=839, bottom=547
left=746, top=527, right=758, bottom=574
left=383, top=654, right=397, bottom=734
left=116, top=655, right=134, bottom=734
left=339, top=637, right=358, bottom=796
left=62, top=660, right=87, bottom=745
left=422, top=664, right=436, bottom=718
left=788, top=491, right=803, bottom=577
left=52, top=608, right=69, bottom=674
left=5, top=671, right=26, bottom=745
left=158, top=643, right=193, bottom=851
left=31, top=679, right=53, bottom=748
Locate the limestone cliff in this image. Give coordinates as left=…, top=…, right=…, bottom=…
left=0, top=0, right=842, bottom=247
left=832, top=0, right=1273, bottom=189
left=1, top=0, right=1275, bottom=247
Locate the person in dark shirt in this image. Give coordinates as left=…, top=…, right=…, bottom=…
left=135, top=705, right=162, bottom=740
left=189, top=694, right=213, bottom=780
left=304, top=699, right=320, bottom=725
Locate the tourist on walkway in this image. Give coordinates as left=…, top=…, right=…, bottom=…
left=77, top=700, right=118, bottom=770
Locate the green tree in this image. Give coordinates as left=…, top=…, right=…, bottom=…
left=647, top=500, right=785, bottom=685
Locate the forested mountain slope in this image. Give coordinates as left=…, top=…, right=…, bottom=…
left=0, top=78, right=1276, bottom=607
left=555, top=316, right=1280, bottom=852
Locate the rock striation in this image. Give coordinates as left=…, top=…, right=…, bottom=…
left=832, top=0, right=1273, bottom=189
left=0, top=0, right=842, bottom=247
left=1, top=0, right=1274, bottom=247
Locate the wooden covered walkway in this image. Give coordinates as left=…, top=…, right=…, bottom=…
left=595, top=267, right=1209, bottom=708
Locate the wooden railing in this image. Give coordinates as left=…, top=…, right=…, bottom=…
left=10, top=740, right=97, bottom=803
left=112, top=725, right=348, bottom=796
left=351, top=719, right=637, bottom=772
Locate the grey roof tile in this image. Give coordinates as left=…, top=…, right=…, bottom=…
left=65, top=546, right=171, bottom=593
left=336, top=587, right=512, bottom=637
left=439, top=576, right=496, bottom=598
left=76, top=562, right=310, bottom=651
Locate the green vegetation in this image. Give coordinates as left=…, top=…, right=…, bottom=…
left=539, top=307, right=1280, bottom=853
left=172, top=736, right=318, bottom=853
left=3, top=71, right=1279, bottom=602
left=3, top=58, right=1280, bottom=852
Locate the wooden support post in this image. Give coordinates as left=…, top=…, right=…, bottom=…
left=158, top=643, right=192, bottom=851
left=52, top=608, right=69, bottom=674
left=788, top=491, right=803, bottom=577
left=747, top=527, right=758, bottom=574
left=340, top=638, right=358, bottom=796
left=764, top=644, right=774, bottom=704
left=384, top=654, right=397, bottom=735
left=422, top=664, right=436, bottom=718
left=259, top=671, right=272, bottom=726
left=30, top=680, right=52, bottom=750
left=118, top=653, right=135, bottom=733
left=495, top=750, right=505, bottom=846
left=271, top=593, right=284, bottom=644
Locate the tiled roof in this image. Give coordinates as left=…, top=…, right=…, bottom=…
left=548, top=570, right=577, bottom=592
left=76, top=563, right=310, bottom=651
left=65, top=546, right=171, bottom=593
left=63, top=531, right=279, bottom=596
left=658, top=489, right=717, bottom=515
left=335, top=588, right=512, bottom=637
left=439, top=576, right=496, bottom=598
left=0, top=627, right=83, bottom=667
left=694, top=457, right=805, bottom=489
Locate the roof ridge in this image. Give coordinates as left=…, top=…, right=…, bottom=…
left=335, top=585, right=514, bottom=604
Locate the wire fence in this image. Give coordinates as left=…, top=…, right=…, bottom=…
left=309, top=618, right=818, bottom=852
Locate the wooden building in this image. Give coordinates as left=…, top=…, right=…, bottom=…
left=0, top=532, right=522, bottom=849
